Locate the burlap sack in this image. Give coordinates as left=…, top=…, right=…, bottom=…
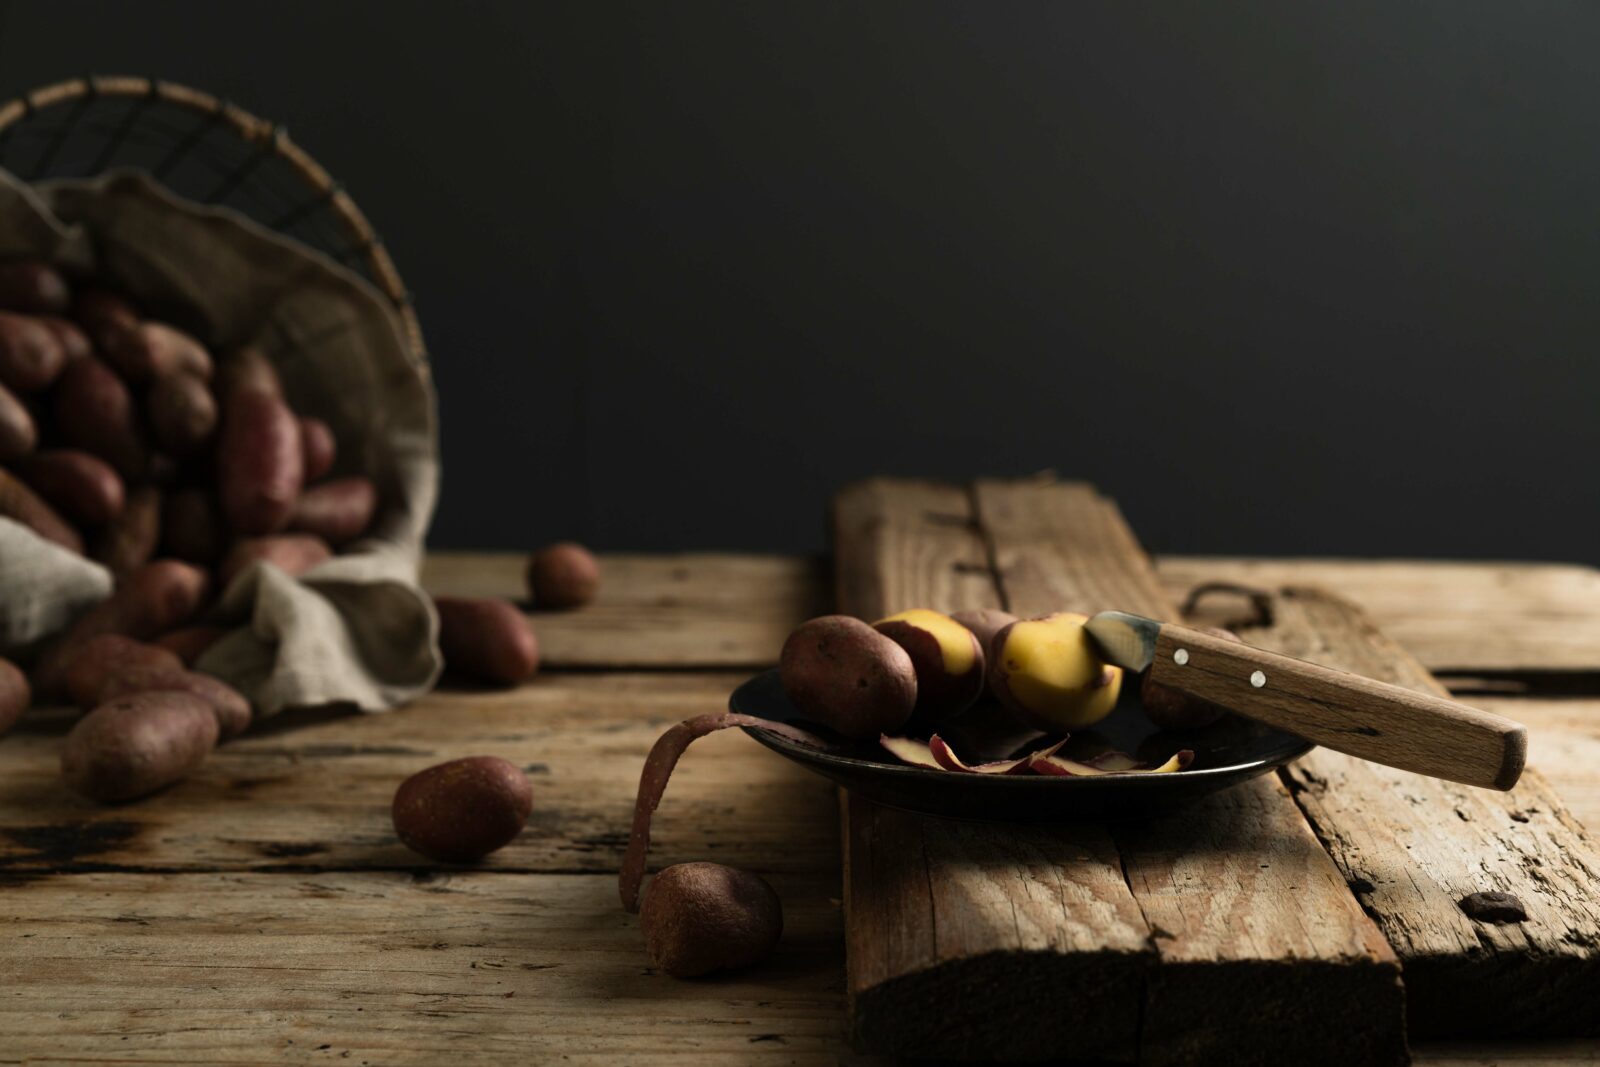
left=0, top=168, right=442, bottom=715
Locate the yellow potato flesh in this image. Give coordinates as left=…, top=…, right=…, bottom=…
left=998, top=612, right=1123, bottom=729
left=875, top=608, right=977, bottom=674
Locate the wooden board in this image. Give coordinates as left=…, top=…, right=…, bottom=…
left=1474, top=694, right=1600, bottom=834
left=1158, top=556, right=1600, bottom=675
left=833, top=478, right=1405, bottom=1064
left=422, top=552, right=827, bottom=669
left=1238, top=587, right=1600, bottom=1037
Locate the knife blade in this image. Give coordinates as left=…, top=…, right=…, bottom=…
left=1084, top=610, right=1525, bottom=790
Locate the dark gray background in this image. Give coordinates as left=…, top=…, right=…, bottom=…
left=0, top=2, right=1591, bottom=560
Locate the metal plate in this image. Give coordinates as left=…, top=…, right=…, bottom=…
left=731, top=669, right=1314, bottom=821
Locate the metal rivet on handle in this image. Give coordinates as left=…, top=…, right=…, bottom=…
left=1173, top=649, right=1189, bottom=666
left=1250, top=670, right=1266, bottom=688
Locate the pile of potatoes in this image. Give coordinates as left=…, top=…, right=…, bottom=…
left=0, top=257, right=603, bottom=802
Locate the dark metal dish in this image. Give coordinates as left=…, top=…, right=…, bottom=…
left=730, top=669, right=1314, bottom=820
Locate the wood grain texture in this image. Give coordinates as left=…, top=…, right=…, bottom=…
left=0, top=673, right=838, bottom=878
left=1149, top=622, right=1526, bottom=790
left=0, top=870, right=847, bottom=1065
left=1158, top=556, right=1600, bottom=674
left=832, top=478, right=1153, bottom=1060
left=971, top=478, right=1405, bottom=1065
left=1119, top=774, right=1405, bottom=1066
left=1245, top=587, right=1600, bottom=1036
left=834, top=478, right=1405, bottom=1063
left=1475, top=695, right=1600, bottom=833
left=422, top=552, right=826, bottom=669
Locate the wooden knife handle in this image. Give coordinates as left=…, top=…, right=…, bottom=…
left=1149, top=623, right=1526, bottom=790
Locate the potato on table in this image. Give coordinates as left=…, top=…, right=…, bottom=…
left=434, top=596, right=540, bottom=685
left=61, top=690, right=219, bottom=802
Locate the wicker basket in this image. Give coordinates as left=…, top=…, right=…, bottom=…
left=0, top=75, right=424, bottom=360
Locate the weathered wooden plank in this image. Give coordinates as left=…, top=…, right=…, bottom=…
left=832, top=478, right=1154, bottom=1062
left=0, top=672, right=837, bottom=878
left=972, top=479, right=1405, bottom=1066
left=1473, top=695, right=1600, bottom=834
left=1246, top=587, right=1600, bottom=1037
left=421, top=551, right=826, bottom=669
left=0, top=870, right=845, bottom=1065
left=1158, top=556, right=1600, bottom=675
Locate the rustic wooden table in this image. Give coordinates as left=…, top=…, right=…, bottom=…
left=2, top=519, right=1599, bottom=1062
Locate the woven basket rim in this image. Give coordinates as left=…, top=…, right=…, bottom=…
left=0, top=75, right=424, bottom=362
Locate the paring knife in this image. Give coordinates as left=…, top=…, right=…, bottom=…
left=1084, top=611, right=1526, bottom=791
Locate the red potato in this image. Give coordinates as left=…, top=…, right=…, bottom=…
left=433, top=596, right=540, bottom=686
left=299, top=417, right=336, bottom=481
left=146, top=372, right=217, bottom=455
left=63, top=635, right=184, bottom=709
left=160, top=488, right=224, bottom=564
left=217, top=388, right=303, bottom=534
left=38, top=316, right=91, bottom=361
left=32, top=560, right=210, bottom=698
left=105, top=321, right=213, bottom=382
left=391, top=756, right=533, bottom=862
left=70, top=289, right=140, bottom=355
left=13, top=450, right=125, bottom=526
left=218, top=346, right=282, bottom=399
left=289, top=476, right=376, bottom=545
left=96, top=667, right=251, bottom=739
left=526, top=542, right=601, bottom=609
left=153, top=625, right=230, bottom=666
left=61, top=690, right=219, bottom=802
left=0, top=466, right=82, bottom=553
left=53, top=357, right=149, bottom=481
left=0, top=380, right=37, bottom=459
left=0, top=657, right=29, bottom=737
left=0, top=311, right=67, bottom=392
left=218, top=533, right=331, bottom=587
left=93, top=485, right=161, bottom=579
left=0, top=260, right=70, bottom=314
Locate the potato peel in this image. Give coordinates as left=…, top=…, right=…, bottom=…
left=929, top=734, right=1068, bottom=774
left=620, top=712, right=832, bottom=913
left=878, top=734, right=942, bottom=768
left=1030, top=749, right=1194, bottom=777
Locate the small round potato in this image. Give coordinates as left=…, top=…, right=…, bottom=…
left=778, top=615, right=917, bottom=739
left=392, top=756, right=533, bottom=862
left=641, top=862, right=782, bottom=978
left=433, top=596, right=540, bottom=686
left=526, top=542, right=601, bottom=609
left=873, top=608, right=985, bottom=730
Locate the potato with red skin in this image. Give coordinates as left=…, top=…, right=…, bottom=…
left=146, top=373, right=217, bottom=455
left=71, top=289, right=140, bottom=353
left=640, top=862, right=783, bottom=978
left=13, top=450, right=124, bottom=526
left=160, top=488, right=224, bottom=564
left=0, top=380, right=37, bottom=459
left=218, top=387, right=303, bottom=533
left=391, top=756, right=533, bottom=862
left=0, top=657, right=29, bottom=737
left=0, top=311, right=66, bottom=392
left=218, top=346, right=281, bottom=398
left=434, top=596, right=540, bottom=685
left=526, top=542, right=601, bottom=609
left=105, top=321, right=213, bottom=383
left=1141, top=626, right=1243, bottom=731
left=96, top=667, right=251, bottom=739
left=872, top=609, right=986, bottom=730
left=38, top=316, right=90, bottom=361
left=53, top=357, right=149, bottom=480
left=778, top=615, right=916, bottom=739
left=0, top=466, right=82, bottom=553
left=219, top=533, right=331, bottom=587
left=32, top=560, right=210, bottom=698
left=93, top=485, right=160, bottom=579
left=0, top=261, right=70, bottom=313
left=61, top=690, right=219, bottom=802
left=63, top=635, right=184, bottom=708
left=153, top=626, right=230, bottom=666
left=289, top=476, right=377, bottom=545
left=299, top=417, right=336, bottom=481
